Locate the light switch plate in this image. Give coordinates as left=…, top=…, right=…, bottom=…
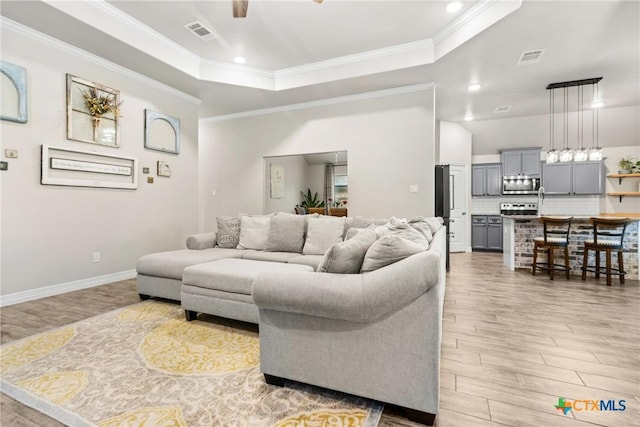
left=409, top=185, right=419, bottom=193
left=0, top=161, right=8, bottom=171
left=4, top=149, right=18, bottom=158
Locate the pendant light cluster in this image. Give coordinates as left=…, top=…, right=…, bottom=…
left=546, top=77, right=603, bottom=164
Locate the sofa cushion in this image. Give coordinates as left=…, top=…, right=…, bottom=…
left=287, top=254, right=325, bottom=271
left=318, top=227, right=377, bottom=274
left=216, top=216, right=241, bottom=248
left=408, top=216, right=433, bottom=243
left=136, top=248, right=243, bottom=280
left=360, top=234, right=429, bottom=273
left=183, top=258, right=313, bottom=295
left=237, top=216, right=271, bottom=250
left=424, top=216, right=444, bottom=234
left=303, top=216, right=346, bottom=255
left=241, top=250, right=300, bottom=263
left=264, top=214, right=306, bottom=253
left=351, top=216, right=388, bottom=228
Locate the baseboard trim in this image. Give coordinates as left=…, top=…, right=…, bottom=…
left=0, top=270, right=136, bottom=307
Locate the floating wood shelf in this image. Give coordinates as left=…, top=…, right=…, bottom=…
left=607, top=173, right=640, bottom=184
left=607, top=192, right=640, bottom=202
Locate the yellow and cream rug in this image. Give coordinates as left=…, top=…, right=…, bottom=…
left=0, top=301, right=382, bottom=426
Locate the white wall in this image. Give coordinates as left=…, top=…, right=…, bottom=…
left=438, top=121, right=472, bottom=165
left=462, top=106, right=640, bottom=156
left=0, top=24, right=200, bottom=300
left=199, top=88, right=435, bottom=231
left=305, top=164, right=326, bottom=206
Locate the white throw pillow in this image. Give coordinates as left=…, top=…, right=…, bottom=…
left=237, top=216, right=271, bottom=250
left=303, top=216, right=346, bottom=255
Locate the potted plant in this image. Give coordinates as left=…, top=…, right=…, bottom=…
left=618, top=157, right=635, bottom=174
left=633, top=160, right=640, bottom=174
left=300, top=189, right=325, bottom=214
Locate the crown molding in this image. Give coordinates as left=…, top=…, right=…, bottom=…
left=33, top=0, right=520, bottom=92
left=1, top=17, right=201, bottom=105
left=200, top=83, right=434, bottom=123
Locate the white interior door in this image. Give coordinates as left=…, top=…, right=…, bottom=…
left=448, top=165, right=468, bottom=253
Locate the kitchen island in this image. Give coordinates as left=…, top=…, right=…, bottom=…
left=503, top=216, right=639, bottom=280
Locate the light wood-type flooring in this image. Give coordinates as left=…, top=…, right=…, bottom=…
left=1, top=252, right=639, bottom=426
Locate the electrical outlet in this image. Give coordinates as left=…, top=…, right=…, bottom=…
left=4, top=149, right=18, bottom=158
left=92, top=252, right=101, bottom=263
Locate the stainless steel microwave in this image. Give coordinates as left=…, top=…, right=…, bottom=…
left=502, top=176, right=541, bottom=195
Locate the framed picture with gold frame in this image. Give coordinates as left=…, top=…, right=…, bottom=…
left=66, top=74, right=121, bottom=147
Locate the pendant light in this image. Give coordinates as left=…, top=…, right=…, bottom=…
left=559, top=86, right=573, bottom=162
left=588, top=81, right=603, bottom=161
left=546, top=88, right=558, bottom=163
left=574, top=84, right=588, bottom=161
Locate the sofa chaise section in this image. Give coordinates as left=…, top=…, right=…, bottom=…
left=136, top=247, right=243, bottom=301
left=252, top=227, right=446, bottom=425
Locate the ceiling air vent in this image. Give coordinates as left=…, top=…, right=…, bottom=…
left=184, top=21, right=216, bottom=41
left=494, top=106, right=512, bottom=114
left=517, top=49, right=544, bottom=65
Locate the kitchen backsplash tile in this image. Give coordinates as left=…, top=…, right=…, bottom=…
left=471, top=196, right=600, bottom=216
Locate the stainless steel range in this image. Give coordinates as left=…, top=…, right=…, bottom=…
left=500, top=202, right=538, bottom=216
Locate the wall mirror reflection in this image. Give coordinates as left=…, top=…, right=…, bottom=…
left=264, top=151, right=348, bottom=215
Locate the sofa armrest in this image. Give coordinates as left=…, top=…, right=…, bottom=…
left=186, top=232, right=217, bottom=250
left=252, top=250, right=440, bottom=323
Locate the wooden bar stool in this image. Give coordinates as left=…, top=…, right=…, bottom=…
left=581, top=217, right=629, bottom=286
left=532, top=216, right=573, bottom=280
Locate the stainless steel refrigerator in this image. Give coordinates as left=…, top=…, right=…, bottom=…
left=434, top=165, right=450, bottom=271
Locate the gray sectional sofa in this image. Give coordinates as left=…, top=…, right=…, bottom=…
left=135, top=213, right=446, bottom=425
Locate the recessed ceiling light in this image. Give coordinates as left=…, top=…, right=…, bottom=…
left=447, top=2, right=462, bottom=13
left=468, top=83, right=481, bottom=92
left=591, top=101, right=604, bottom=108
left=233, top=56, right=246, bottom=64
left=464, top=115, right=474, bottom=121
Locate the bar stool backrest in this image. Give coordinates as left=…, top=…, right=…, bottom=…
left=590, top=217, right=629, bottom=247
left=541, top=216, right=573, bottom=243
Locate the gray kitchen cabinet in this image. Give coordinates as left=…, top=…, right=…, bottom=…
left=472, top=215, right=503, bottom=251
left=543, top=160, right=604, bottom=195
left=542, top=162, right=572, bottom=194
left=501, top=148, right=541, bottom=176
left=472, top=163, right=501, bottom=196
left=573, top=161, right=604, bottom=195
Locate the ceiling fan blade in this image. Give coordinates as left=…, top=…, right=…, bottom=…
left=232, top=0, right=248, bottom=18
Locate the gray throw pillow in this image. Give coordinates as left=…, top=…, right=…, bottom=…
left=264, top=214, right=306, bottom=253
left=360, top=233, right=429, bottom=273
left=318, top=227, right=377, bottom=274
left=216, top=216, right=241, bottom=248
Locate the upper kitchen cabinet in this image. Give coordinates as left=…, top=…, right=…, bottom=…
left=501, top=148, right=542, bottom=176
left=472, top=163, right=502, bottom=196
left=543, top=160, right=604, bottom=195
left=573, top=161, right=604, bottom=195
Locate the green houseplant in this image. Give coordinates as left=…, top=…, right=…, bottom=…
left=618, top=157, right=635, bottom=174
left=300, top=189, right=325, bottom=214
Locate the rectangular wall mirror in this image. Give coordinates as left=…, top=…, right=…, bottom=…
left=263, top=151, right=347, bottom=215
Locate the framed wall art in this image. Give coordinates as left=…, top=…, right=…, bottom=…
left=270, top=164, right=284, bottom=199
left=0, top=61, right=28, bottom=123
left=41, top=144, right=138, bottom=189
left=144, top=109, right=180, bottom=154
left=157, top=160, right=171, bottom=177
left=67, top=74, right=121, bottom=147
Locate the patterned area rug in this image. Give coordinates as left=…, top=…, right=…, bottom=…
left=0, top=301, right=382, bottom=426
